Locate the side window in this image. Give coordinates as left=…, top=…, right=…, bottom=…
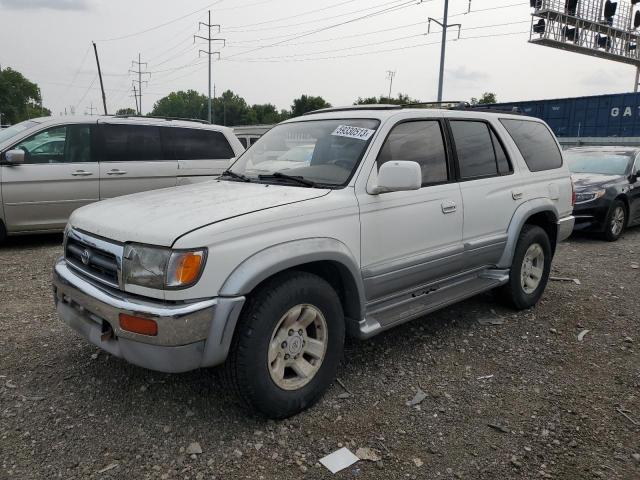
left=449, top=121, right=498, bottom=179
left=162, top=127, right=235, bottom=160
left=13, top=125, right=92, bottom=164
left=377, top=121, right=448, bottom=186
left=500, top=119, right=563, bottom=172
left=102, top=124, right=163, bottom=162
left=490, top=130, right=512, bottom=175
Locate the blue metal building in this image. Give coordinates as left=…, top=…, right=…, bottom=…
left=488, top=92, right=640, bottom=139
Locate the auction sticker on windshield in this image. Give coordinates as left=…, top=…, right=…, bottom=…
left=331, top=125, right=375, bottom=141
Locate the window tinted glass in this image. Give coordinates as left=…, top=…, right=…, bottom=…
left=500, top=119, right=562, bottom=172
left=13, top=125, right=92, bottom=164
left=491, top=130, right=512, bottom=175
left=102, top=124, right=162, bottom=162
left=450, top=121, right=498, bottom=179
left=162, top=127, right=235, bottom=160
left=377, top=121, right=448, bottom=186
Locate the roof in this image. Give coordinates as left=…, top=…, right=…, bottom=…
left=286, top=104, right=533, bottom=123
left=28, top=115, right=232, bottom=131
left=565, top=146, right=640, bottom=154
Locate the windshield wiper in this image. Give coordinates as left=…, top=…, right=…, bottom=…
left=258, top=171, right=318, bottom=188
left=220, top=170, right=252, bottom=182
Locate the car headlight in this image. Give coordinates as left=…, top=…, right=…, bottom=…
left=575, top=189, right=605, bottom=204
left=123, top=243, right=207, bottom=289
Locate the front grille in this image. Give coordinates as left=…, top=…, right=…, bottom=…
left=65, top=232, right=121, bottom=288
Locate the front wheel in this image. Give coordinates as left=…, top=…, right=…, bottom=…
left=224, top=271, right=344, bottom=419
left=498, top=225, right=552, bottom=310
left=603, top=200, right=626, bottom=242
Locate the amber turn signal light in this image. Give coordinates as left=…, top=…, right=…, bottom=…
left=166, top=250, right=206, bottom=287
left=119, top=313, right=158, bottom=336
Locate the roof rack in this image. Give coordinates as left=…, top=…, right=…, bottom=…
left=113, top=114, right=211, bottom=125
left=303, top=102, right=524, bottom=115
left=303, top=104, right=403, bottom=115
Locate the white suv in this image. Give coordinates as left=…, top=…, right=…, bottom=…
left=53, top=105, right=574, bottom=418
left=0, top=116, right=244, bottom=241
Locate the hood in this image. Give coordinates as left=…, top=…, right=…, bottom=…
left=70, top=180, right=329, bottom=246
left=571, top=172, right=625, bottom=189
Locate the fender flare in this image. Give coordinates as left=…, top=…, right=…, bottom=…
left=219, top=237, right=366, bottom=319
left=497, top=198, right=559, bottom=269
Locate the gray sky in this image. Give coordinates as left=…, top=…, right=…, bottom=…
left=0, top=0, right=637, bottom=117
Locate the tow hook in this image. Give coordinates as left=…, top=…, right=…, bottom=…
left=101, top=321, right=114, bottom=342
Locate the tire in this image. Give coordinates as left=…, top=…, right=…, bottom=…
left=224, top=271, right=345, bottom=419
left=0, top=221, right=6, bottom=244
left=603, top=200, right=626, bottom=242
left=498, top=225, right=552, bottom=310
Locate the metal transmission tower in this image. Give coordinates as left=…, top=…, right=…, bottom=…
left=386, top=70, right=396, bottom=99
left=129, top=54, right=150, bottom=115
left=529, top=0, right=640, bottom=90
left=428, top=1, right=461, bottom=102
left=195, top=10, right=225, bottom=123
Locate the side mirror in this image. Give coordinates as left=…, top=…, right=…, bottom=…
left=4, top=149, right=25, bottom=165
left=372, top=161, right=421, bottom=194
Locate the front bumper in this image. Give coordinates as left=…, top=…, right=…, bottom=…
left=53, top=258, right=245, bottom=373
left=572, top=201, right=610, bottom=232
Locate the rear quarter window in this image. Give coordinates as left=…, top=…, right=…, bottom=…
left=500, top=119, right=563, bottom=172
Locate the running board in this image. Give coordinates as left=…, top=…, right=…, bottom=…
left=357, top=269, right=509, bottom=339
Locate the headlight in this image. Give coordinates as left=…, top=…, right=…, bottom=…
left=575, top=189, right=605, bottom=204
left=123, top=243, right=207, bottom=289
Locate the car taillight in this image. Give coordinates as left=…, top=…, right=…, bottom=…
left=571, top=181, right=576, bottom=206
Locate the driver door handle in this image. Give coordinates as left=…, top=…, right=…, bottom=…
left=107, top=169, right=127, bottom=176
left=441, top=201, right=457, bottom=214
left=71, top=170, right=93, bottom=177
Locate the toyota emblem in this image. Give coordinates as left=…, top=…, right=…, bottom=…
left=81, top=248, right=91, bottom=265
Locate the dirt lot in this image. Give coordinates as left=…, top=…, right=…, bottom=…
left=1, top=230, right=639, bottom=479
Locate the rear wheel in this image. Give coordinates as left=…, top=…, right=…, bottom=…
left=603, top=200, right=626, bottom=242
left=499, top=225, right=552, bottom=310
left=225, top=271, right=344, bottom=419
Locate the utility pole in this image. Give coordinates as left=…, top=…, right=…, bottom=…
left=195, top=10, right=225, bottom=123
left=386, top=70, right=396, bottom=100
left=85, top=102, right=96, bottom=116
left=92, top=42, right=108, bottom=115
left=132, top=83, right=140, bottom=115
left=130, top=54, right=150, bottom=115
left=428, top=1, right=461, bottom=102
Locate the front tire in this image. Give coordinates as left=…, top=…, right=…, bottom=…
left=603, top=200, right=626, bottom=242
left=499, top=225, right=552, bottom=310
left=225, top=271, right=345, bottom=419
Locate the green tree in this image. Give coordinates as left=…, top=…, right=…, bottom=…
left=355, top=93, right=419, bottom=105
left=470, top=92, right=497, bottom=105
left=212, top=90, right=253, bottom=126
left=116, top=108, right=137, bottom=116
left=290, top=95, right=331, bottom=117
left=150, top=90, right=208, bottom=119
left=0, top=67, right=48, bottom=124
left=250, top=103, right=288, bottom=124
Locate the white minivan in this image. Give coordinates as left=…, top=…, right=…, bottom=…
left=0, top=116, right=244, bottom=241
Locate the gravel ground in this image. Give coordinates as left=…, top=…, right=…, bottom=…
left=1, top=230, right=639, bottom=480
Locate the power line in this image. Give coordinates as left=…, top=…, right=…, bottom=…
left=222, top=30, right=529, bottom=63
left=222, top=0, right=361, bottom=30
left=225, top=0, right=428, bottom=60
left=75, top=75, right=97, bottom=109
left=95, top=1, right=221, bottom=42
left=224, top=0, right=410, bottom=33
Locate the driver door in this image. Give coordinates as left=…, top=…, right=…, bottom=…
left=1, top=124, right=99, bottom=232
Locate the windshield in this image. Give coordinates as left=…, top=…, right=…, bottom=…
left=0, top=120, right=40, bottom=144
left=565, top=151, right=633, bottom=176
left=228, top=119, right=379, bottom=187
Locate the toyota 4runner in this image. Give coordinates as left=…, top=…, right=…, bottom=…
left=53, top=105, right=575, bottom=418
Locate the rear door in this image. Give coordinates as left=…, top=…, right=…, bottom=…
left=1, top=123, right=99, bottom=232
left=448, top=119, right=522, bottom=269
left=161, top=127, right=237, bottom=185
left=98, top=122, right=177, bottom=199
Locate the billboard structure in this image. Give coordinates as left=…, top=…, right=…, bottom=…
left=529, top=0, right=640, bottom=89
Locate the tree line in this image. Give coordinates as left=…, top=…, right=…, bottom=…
left=0, top=65, right=497, bottom=126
